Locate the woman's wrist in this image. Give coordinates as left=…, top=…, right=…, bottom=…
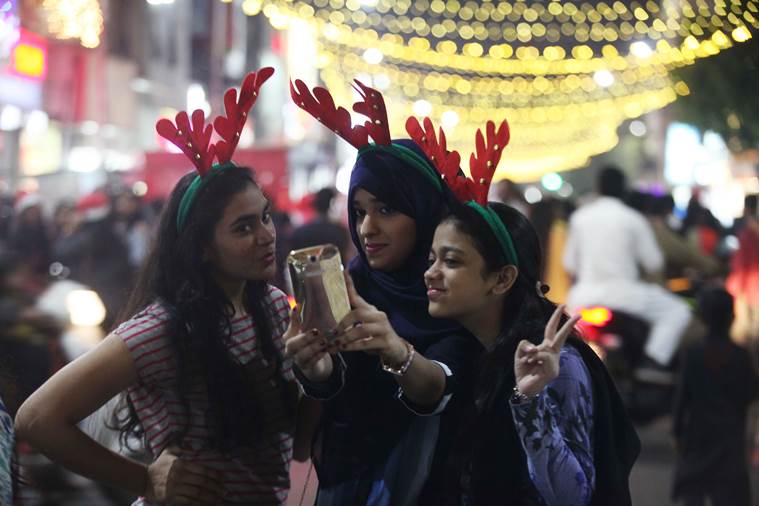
left=511, top=385, right=542, bottom=403
left=381, top=337, right=410, bottom=367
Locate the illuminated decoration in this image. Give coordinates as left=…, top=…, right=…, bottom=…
left=41, top=0, right=104, bottom=48
left=236, top=0, right=757, bottom=180
left=11, top=30, right=47, bottom=80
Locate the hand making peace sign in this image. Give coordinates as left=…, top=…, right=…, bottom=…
left=514, top=305, right=582, bottom=398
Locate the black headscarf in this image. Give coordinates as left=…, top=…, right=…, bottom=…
left=347, top=139, right=460, bottom=343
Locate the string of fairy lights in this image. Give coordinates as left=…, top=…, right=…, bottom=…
left=233, top=0, right=756, bottom=180
left=41, top=0, right=104, bottom=48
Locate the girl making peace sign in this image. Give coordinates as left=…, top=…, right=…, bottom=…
left=415, top=118, right=640, bottom=506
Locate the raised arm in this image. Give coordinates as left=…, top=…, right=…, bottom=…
left=334, top=273, right=447, bottom=410
left=510, top=306, right=593, bottom=506
left=14, top=334, right=223, bottom=504
left=14, top=334, right=148, bottom=494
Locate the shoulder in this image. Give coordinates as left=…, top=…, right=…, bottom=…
left=264, top=285, right=291, bottom=332
left=264, top=285, right=290, bottom=313
left=112, top=301, right=171, bottom=350
left=569, top=201, right=604, bottom=225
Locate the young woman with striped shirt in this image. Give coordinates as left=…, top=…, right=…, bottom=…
left=15, top=69, right=301, bottom=505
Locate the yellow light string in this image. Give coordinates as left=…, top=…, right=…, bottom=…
left=252, top=0, right=756, bottom=74
left=316, top=68, right=680, bottom=180
left=42, top=0, right=104, bottom=48
left=237, top=0, right=754, bottom=179
left=319, top=40, right=673, bottom=101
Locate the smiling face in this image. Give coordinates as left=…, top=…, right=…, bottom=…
left=424, top=220, right=502, bottom=321
left=352, top=187, right=417, bottom=272
left=206, top=184, right=277, bottom=283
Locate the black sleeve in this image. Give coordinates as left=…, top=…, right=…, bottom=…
left=397, top=333, right=481, bottom=415
left=293, top=353, right=346, bottom=400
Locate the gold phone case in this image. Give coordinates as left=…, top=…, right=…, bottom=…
left=286, top=244, right=351, bottom=337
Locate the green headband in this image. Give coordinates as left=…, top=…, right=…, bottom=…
left=466, top=201, right=519, bottom=268
left=357, top=143, right=443, bottom=192
left=176, top=162, right=236, bottom=232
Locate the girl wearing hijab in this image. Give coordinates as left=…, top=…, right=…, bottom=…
left=284, top=81, right=480, bottom=504
left=418, top=117, right=640, bottom=506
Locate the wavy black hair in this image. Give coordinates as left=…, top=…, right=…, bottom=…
left=443, top=201, right=582, bottom=503
left=115, top=165, right=294, bottom=453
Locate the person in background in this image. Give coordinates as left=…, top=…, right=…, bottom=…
left=271, top=206, right=294, bottom=292
left=672, top=287, right=758, bottom=506
left=51, top=200, right=78, bottom=244
left=563, top=166, right=691, bottom=369
left=53, top=191, right=132, bottom=329
left=530, top=198, right=574, bottom=304
left=0, top=248, right=61, bottom=415
left=681, top=193, right=724, bottom=258
left=9, top=193, right=51, bottom=278
left=733, top=194, right=758, bottom=236
left=0, top=194, right=15, bottom=243
left=290, top=187, right=349, bottom=260
left=649, top=195, right=722, bottom=280
left=727, top=194, right=759, bottom=346
left=112, top=190, right=151, bottom=271
left=490, top=178, right=529, bottom=217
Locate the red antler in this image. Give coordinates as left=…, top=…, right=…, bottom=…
left=405, top=116, right=511, bottom=205
left=213, top=67, right=274, bottom=164
left=290, top=79, right=393, bottom=148
left=468, top=120, right=510, bottom=205
left=351, top=80, right=391, bottom=146
left=156, top=109, right=216, bottom=176
left=405, top=116, right=473, bottom=199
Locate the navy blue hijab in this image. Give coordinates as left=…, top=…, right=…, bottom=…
left=347, top=139, right=460, bottom=343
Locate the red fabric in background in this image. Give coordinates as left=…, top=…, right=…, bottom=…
left=727, top=224, right=759, bottom=307
left=698, top=226, right=720, bottom=256
left=138, top=147, right=290, bottom=209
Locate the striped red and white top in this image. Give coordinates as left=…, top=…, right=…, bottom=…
left=114, top=285, right=296, bottom=505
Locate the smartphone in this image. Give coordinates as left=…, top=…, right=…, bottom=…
left=286, top=244, right=351, bottom=339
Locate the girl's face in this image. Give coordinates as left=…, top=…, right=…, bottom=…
left=352, top=188, right=416, bottom=272
left=424, top=221, right=503, bottom=320
left=207, top=185, right=276, bottom=283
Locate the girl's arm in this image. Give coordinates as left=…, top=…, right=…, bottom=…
left=14, top=334, right=222, bottom=504
left=15, top=334, right=149, bottom=494
left=334, top=275, right=447, bottom=409
left=510, top=307, right=591, bottom=506
left=510, top=348, right=595, bottom=506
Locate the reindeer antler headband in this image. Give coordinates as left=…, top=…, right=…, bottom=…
left=289, top=79, right=442, bottom=192
left=156, top=67, right=274, bottom=231
left=406, top=116, right=519, bottom=267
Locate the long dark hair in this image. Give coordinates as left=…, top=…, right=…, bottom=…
left=444, top=201, right=581, bottom=503
left=115, top=165, right=293, bottom=453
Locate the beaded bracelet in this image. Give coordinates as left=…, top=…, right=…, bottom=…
left=381, top=341, right=416, bottom=376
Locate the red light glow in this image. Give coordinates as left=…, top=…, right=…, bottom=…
left=580, top=306, right=613, bottom=327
